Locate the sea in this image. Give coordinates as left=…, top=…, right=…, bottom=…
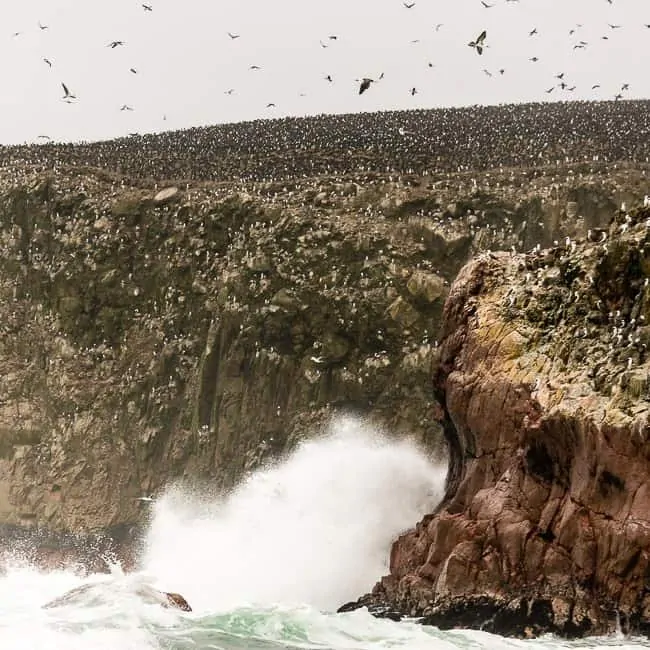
left=0, top=418, right=647, bottom=650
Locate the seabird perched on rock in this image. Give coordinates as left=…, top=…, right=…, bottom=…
left=468, top=30, right=487, bottom=55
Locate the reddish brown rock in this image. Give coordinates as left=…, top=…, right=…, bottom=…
left=342, top=206, right=650, bottom=638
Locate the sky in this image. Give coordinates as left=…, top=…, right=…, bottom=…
left=0, top=0, right=648, bottom=145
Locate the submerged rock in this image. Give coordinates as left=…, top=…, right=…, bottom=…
left=344, top=205, right=650, bottom=638
left=43, top=582, right=192, bottom=612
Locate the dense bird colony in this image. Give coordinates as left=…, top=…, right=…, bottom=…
left=1, top=100, right=649, bottom=183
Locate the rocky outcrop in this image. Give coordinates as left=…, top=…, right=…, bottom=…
left=343, top=205, right=650, bottom=637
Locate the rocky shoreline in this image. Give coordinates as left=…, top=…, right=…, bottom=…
left=341, top=204, right=650, bottom=637
left=1, top=103, right=650, bottom=636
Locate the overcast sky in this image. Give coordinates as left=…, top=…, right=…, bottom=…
left=0, top=0, right=647, bottom=145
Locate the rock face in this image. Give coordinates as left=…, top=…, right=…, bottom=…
left=0, top=155, right=648, bottom=574
left=345, top=205, right=650, bottom=637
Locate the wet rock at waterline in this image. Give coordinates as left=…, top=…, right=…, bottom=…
left=43, top=582, right=192, bottom=612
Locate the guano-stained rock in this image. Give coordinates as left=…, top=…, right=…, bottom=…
left=344, top=205, right=650, bottom=638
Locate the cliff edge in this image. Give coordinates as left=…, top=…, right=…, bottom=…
left=344, top=205, right=650, bottom=637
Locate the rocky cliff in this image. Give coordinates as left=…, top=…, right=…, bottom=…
left=343, top=204, right=650, bottom=637
left=0, top=132, right=648, bottom=576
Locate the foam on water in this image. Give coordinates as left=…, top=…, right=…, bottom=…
left=1, top=415, right=648, bottom=649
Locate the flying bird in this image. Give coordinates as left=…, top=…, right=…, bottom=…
left=266, top=102, right=276, bottom=108
left=228, top=32, right=240, bottom=39
left=410, top=87, right=417, bottom=95
left=107, top=40, right=125, bottom=48
left=403, top=2, right=416, bottom=8
left=43, top=57, right=52, bottom=67
left=61, top=82, right=76, bottom=100
left=249, top=64, right=261, bottom=70
left=38, top=21, right=48, bottom=30
left=130, top=68, right=137, bottom=74
left=120, top=104, right=134, bottom=111
left=468, top=30, right=487, bottom=54
left=481, top=1, right=494, bottom=7
left=529, top=28, right=538, bottom=36
left=325, top=74, right=333, bottom=82
left=358, top=78, right=374, bottom=94
left=142, top=3, right=153, bottom=10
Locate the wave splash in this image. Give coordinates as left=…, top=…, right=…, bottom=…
left=142, top=416, right=447, bottom=613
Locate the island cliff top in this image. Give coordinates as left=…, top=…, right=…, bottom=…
left=1, top=100, right=649, bottom=183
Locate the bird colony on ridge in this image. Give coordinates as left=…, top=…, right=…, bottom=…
left=1, top=100, right=649, bottom=183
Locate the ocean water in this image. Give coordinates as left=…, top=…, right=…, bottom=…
left=0, top=417, right=647, bottom=650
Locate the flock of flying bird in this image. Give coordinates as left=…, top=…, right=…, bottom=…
left=5, top=0, right=649, bottom=139
left=355, top=0, right=646, bottom=99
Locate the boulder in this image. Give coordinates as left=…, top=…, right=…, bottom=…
left=43, top=582, right=192, bottom=611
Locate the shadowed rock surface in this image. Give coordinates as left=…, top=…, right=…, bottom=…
left=342, top=205, right=650, bottom=637
left=0, top=101, right=649, bottom=595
